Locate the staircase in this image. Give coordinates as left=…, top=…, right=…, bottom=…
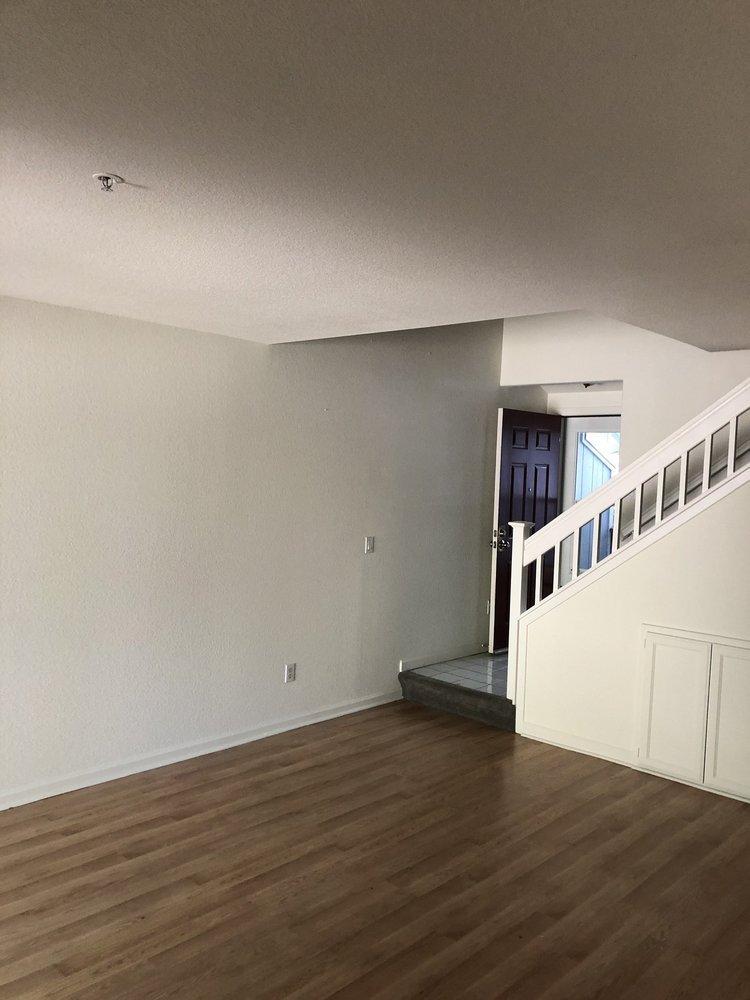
left=398, top=378, right=750, bottom=735
left=506, top=376, right=750, bottom=703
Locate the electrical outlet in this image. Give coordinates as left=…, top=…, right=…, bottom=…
left=284, top=662, right=296, bottom=683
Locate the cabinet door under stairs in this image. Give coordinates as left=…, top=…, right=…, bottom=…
left=639, top=628, right=750, bottom=800
left=705, top=644, right=750, bottom=798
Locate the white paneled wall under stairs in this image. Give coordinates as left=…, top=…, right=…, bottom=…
left=639, top=627, right=750, bottom=799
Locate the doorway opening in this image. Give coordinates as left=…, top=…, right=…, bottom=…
left=561, top=416, right=621, bottom=510
left=561, top=416, right=620, bottom=570
left=489, top=409, right=621, bottom=654
left=488, top=408, right=563, bottom=653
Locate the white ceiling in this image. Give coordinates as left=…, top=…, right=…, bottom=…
left=1, top=1, right=748, bottom=348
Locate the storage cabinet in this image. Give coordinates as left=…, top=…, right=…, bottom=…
left=639, top=628, right=750, bottom=799
left=705, top=644, right=750, bottom=798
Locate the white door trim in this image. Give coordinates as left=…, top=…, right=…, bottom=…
left=488, top=408, right=505, bottom=652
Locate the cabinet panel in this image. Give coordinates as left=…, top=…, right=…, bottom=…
left=705, top=645, right=750, bottom=798
left=640, top=634, right=711, bottom=783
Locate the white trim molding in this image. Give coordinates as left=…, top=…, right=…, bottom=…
left=0, top=690, right=402, bottom=812
left=519, top=723, right=636, bottom=770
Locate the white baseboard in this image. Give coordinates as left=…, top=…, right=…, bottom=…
left=518, top=721, right=636, bottom=769
left=399, top=641, right=486, bottom=672
left=0, top=690, right=402, bottom=813
left=518, top=725, right=750, bottom=805
left=636, top=763, right=750, bottom=805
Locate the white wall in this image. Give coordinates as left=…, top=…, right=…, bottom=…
left=0, top=297, right=509, bottom=807
left=501, top=311, right=750, bottom=466
left=516, top=482, right=750, bottom=765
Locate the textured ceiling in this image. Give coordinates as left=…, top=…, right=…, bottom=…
left=1, top=1, right=748, bottom=347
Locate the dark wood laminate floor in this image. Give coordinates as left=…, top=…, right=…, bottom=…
left=1, top=701, right=750, bottom=999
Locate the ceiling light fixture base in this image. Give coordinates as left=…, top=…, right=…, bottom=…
left=92, top=172, right=124, bottom=192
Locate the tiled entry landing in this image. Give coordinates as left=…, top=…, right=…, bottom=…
left=411, top=652, right=508, bottom=697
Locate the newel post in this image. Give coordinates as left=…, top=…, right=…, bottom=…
left=507, top=521, right=534, bottom=704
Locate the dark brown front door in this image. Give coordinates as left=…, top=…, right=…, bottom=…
left=490, top=409, right=562, bottom=650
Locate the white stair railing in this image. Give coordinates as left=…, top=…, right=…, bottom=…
left=506, top=377, right=750, bottom=698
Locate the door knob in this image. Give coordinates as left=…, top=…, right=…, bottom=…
left=493, top=528, right=511, bottom=552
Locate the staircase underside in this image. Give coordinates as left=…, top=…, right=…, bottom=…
left=399, top=671, right=516, bottom=731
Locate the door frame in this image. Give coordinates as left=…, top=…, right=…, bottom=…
left=488, top=409, right=506, bottom=652
left=488, top=408, right=563, bottom=653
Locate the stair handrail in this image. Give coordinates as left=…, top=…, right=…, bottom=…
left=523, top=375, right=750, bottom=567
